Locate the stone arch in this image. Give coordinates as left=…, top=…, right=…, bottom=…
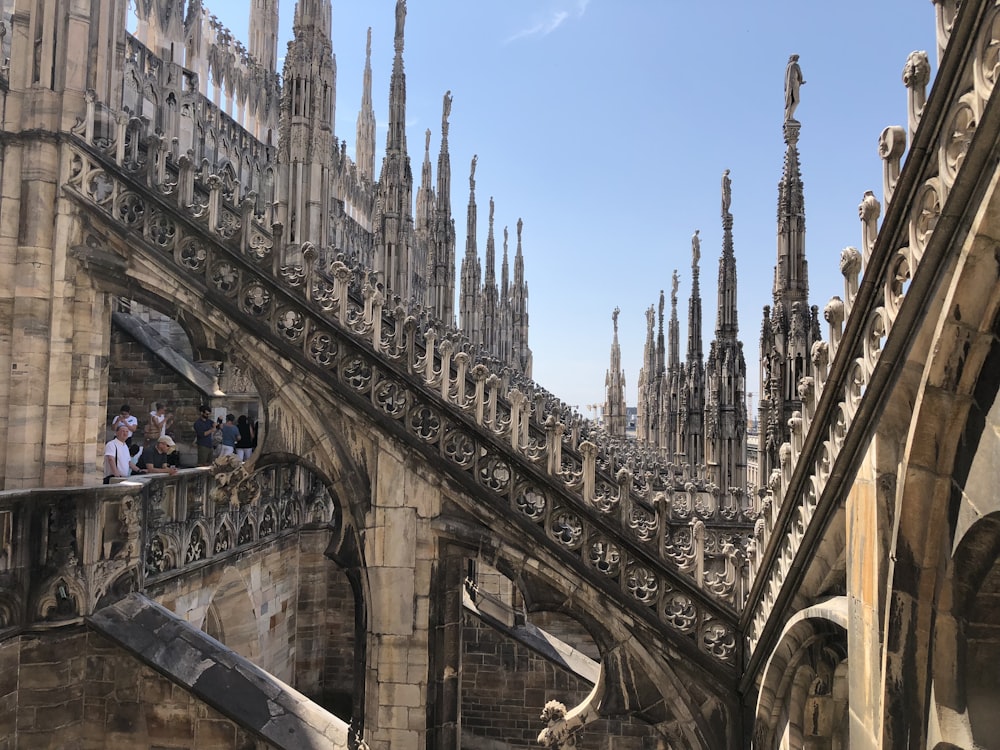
left=928, top=509, right=1000, bottom=748
left=202, top=565, right=260, bottom=660
left=754, top=599, right=849, bottom=749
left=880, top=168, right=1000, bottom=747
left=434, top=527, right=733, bottom=749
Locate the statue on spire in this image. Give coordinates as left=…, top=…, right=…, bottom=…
left=671, top=270, right=679, bottom=305
left=470, top=154, right=477, bottom=192
left=784, top=54, right=805, bottom=122
left=394, top=0, right=407, bottom=51
left=691, top=229, right=701, bottom=266
left=613, top=307, right=620, bottom=333
left=722, top=169, right=732, bottom=215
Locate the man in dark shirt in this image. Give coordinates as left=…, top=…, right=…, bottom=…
left=193, top=406, right=216, bottom=466
left=140, top=435, right=179, bottom=476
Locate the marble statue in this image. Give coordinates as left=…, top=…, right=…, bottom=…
left=784, top=54, right=805, bottom=121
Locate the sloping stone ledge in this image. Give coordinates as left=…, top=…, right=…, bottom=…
left=87, top=593, right=349, bottom=750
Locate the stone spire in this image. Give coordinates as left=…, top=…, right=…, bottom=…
left=498, top=226, right=512, bottom=365
left=355, top=27, right=376, bottom=181
left=760, top=54, right=821, bottom=484
left=426, top=91, right=456, bottom=326
left=637, top=303, right=658, bottom=445
left=511, top=218, right=531, bottom=377
left=248, top=0, right=279, bottom=73
left=685, top=230, right=705, bottom=470
left=604, top=308, right=627, bottom=438
left=459, top=156, right=481, bottom=345
left=706, top=169, right=747, bottom=494
left=374, top=0, right=419, bottom=302
left=665, top=272, right=682, bottom=459
left=277, top=0, right=336, bottom=260
left=482, top=198, right=499, bottom=353
left=415, top=128, right=435, bottom=281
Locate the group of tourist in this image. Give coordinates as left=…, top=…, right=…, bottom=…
left=103, top=403, right=179, bottom=483
left=192, top=406, right=257, bottom=466
left=103, top=402, right=259, bottom=481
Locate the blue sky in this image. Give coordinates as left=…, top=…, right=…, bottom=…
left=180, top=1, right=937, bottom=417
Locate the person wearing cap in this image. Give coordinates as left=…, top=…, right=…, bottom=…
left=139, top=435, right=179, bottom=476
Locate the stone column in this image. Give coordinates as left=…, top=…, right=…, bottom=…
left=427, top=545, right=464, bottom=750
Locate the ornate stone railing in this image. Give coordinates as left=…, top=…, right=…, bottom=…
left=744, top=0, right=995, bottom=660
left=141, top=459, right=337, bottom=584
left=0, top=461, right=333, bottom=634
left=64, top=98, right=748, bottom=670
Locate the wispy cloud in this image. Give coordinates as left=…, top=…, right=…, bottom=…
left=505, top=1, right=590, bottom=43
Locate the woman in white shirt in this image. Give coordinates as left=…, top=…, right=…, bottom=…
left=146, top=402, right=172, bottom=442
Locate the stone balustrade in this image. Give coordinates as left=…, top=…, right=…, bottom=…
left=65, top=86, right=751, bottom=668
left=0, top=461, right=336, bottom=634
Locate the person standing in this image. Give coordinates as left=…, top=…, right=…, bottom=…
left=103, top=424, right=132, bottom=483
left=193, top=406, right=216, bottom=466
left=111, top=404, right=138, bottom=446
left=235, top=415, right=255, bottom=461
left=220, top=414, right=239, bottom=457
left=146, top=402, right=172, bottom=443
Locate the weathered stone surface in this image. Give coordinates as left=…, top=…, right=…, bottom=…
left=88, top=594, right=349, bottom=749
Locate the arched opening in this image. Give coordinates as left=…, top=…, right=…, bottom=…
left=755, top=601, right=850, bottom=750
left=204, top=601, right=224, bottom=643
left=203, top=568, right=260, bottom=661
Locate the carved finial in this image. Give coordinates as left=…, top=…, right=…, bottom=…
left=784, top=54, right=805, bottom=122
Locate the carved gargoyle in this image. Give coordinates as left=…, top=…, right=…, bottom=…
left=538, top=701, right=575, bottom=748
left=209, top=454, right=260, bottom=508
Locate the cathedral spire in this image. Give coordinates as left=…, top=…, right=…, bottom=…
left=386, top=0, right=408, bottom=156
left=668, top=270, right=680, bottom=371
left=355, top=27, right=376, bottom=181
left=415, top=128, right=435, bottom=272
left=512, top=218, right=531, bottom=376
left=717, top=170, right=738, bottom=340
left=426, top=91, right=456, bottom=325
left=459, top=156, right=481, bottom=344
left=687, top=230, right=703, bottom=365
left=604, top=308, right=627, bottom=438
left=685, top=230, right=705, bottom=471
left=482, top=197, right=499, bottom=352
left=760, top=54, right=820, bottom=483
left=374, top=0, right=419, bottom=302
left=774, top=53, right=808, bottom=307
left=248, top=0, right=279, bottom=73
left=277, top=0, right=336, bottom=258
left=706, top=169, right=747, bottom=493
left=637, top=302, right=658, bottom=444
